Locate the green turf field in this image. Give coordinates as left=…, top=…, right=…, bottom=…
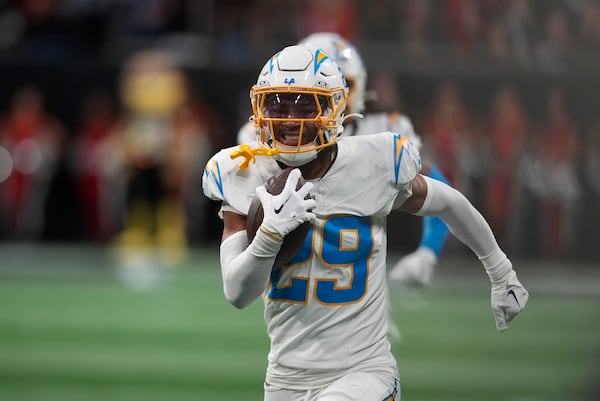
left=0, top=244, right=598, bottom=401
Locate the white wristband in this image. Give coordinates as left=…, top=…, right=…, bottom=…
left=248, top=227, right=283, bottom=258
left=479, top=247, right=513, bottom=284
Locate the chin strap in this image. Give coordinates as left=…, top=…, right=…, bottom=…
left=230, top=143, right=280, bottom=170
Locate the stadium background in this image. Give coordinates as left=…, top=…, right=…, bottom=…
left=0, top=1, right=599, bottom=400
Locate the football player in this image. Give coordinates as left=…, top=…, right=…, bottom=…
left=237, top=32, right=449, bottom=288
left=203, top=45, right=528, bottom=401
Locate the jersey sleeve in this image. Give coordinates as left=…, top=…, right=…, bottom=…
left=202, top=146, right=260, bottom=216
left=387, top=131, right=421, bottom=185
left=345, top=132, right=422, bottom=215
left=384, top=131, right=422, bottom=208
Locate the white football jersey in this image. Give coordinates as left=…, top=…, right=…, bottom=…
left=203, top=132, right=421, bottom=389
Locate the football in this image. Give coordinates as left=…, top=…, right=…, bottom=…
left=246, top=168, right=312, bottom=268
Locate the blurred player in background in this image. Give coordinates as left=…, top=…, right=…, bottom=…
left=238, top=32, right=451, bottom=289
left=204, top=45, right=528, bottom=401
left=113, top=50, right=189, bottom=276
left=111, top=49, right=217, bottom=286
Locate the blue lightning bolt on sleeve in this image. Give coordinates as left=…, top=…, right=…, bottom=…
left=420, top=164, right=450, bottom=257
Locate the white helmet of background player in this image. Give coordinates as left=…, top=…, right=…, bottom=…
left=299, top=32, right=367, bottom=115
left=250, top=45, right=348, bottom=167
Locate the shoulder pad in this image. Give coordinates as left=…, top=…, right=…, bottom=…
left=388, top=131, right=421, bottom=185
left=202, top=147, right=241, bottom=201
left=388, top=112, right=422, bottom=149
left=347, top=132, right=421, bottom=186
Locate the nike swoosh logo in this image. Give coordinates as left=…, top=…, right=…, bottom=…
left=508, top=289, right=520, bottom=307
left=274, top=205, right=284, bottom=214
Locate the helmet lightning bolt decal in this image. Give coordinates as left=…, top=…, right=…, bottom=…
left=313, top=49, right=330, bottom=74
left=269, top=52, right=280, bottom=74
left=393, top=134, right=409, bottom=185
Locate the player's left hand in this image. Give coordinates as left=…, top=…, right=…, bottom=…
left=388, top=247, right=437, bottom=288
left=491, top=270, right=529, bottom=331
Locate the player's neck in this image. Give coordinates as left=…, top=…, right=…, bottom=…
left=297, top=145, right=337, bottom=180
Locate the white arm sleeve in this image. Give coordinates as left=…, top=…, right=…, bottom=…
left=219, top=230, right=281, bottom=309
left=416, top=176, right=529, bottom=332
left=416, top=176, right=512, bottom=282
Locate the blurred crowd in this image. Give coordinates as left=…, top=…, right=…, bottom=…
left=1, top=0, right=600, bottom=72
left=214, top=0, right=600, bottom=74
left=370, top=77, right=600, bottom=262
left=0, top=49, right=225, bottom=268
left=0, top=0, right=598, bottom=262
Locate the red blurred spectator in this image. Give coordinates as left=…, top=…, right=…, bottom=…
left=578, top=0, right=600, bottom=47
left=485, top=17, right=513, bottom=65
left=299, top=0, right=358, bottom=41
left=484, top=85, right=528, bottom=245
left=443, top=0, right=483, bottom=56
left=0, top=85, right=65, bottom=239
left=536, top=87, right=580, bottom=257
left=420, top=81, right=471, bottom=185
left=73, top=92, right=123, bottom=242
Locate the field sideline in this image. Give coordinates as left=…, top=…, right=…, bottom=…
left=0, top=244, right=598, bottom=401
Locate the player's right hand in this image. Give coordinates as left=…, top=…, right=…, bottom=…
left=491, top=270, right=529, bottom=331
left=255, top=169, right=316, bottom=238
left=388, top=247, right=437, bottom=288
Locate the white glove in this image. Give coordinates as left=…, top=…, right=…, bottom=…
left=255, top=168, right=316, bottom=238
left=491, top=270, right=529, bottom=331
left=388, top=247, right=437, bottom=288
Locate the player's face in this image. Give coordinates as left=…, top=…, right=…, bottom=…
left=263, top=93, right=329, bottom=147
